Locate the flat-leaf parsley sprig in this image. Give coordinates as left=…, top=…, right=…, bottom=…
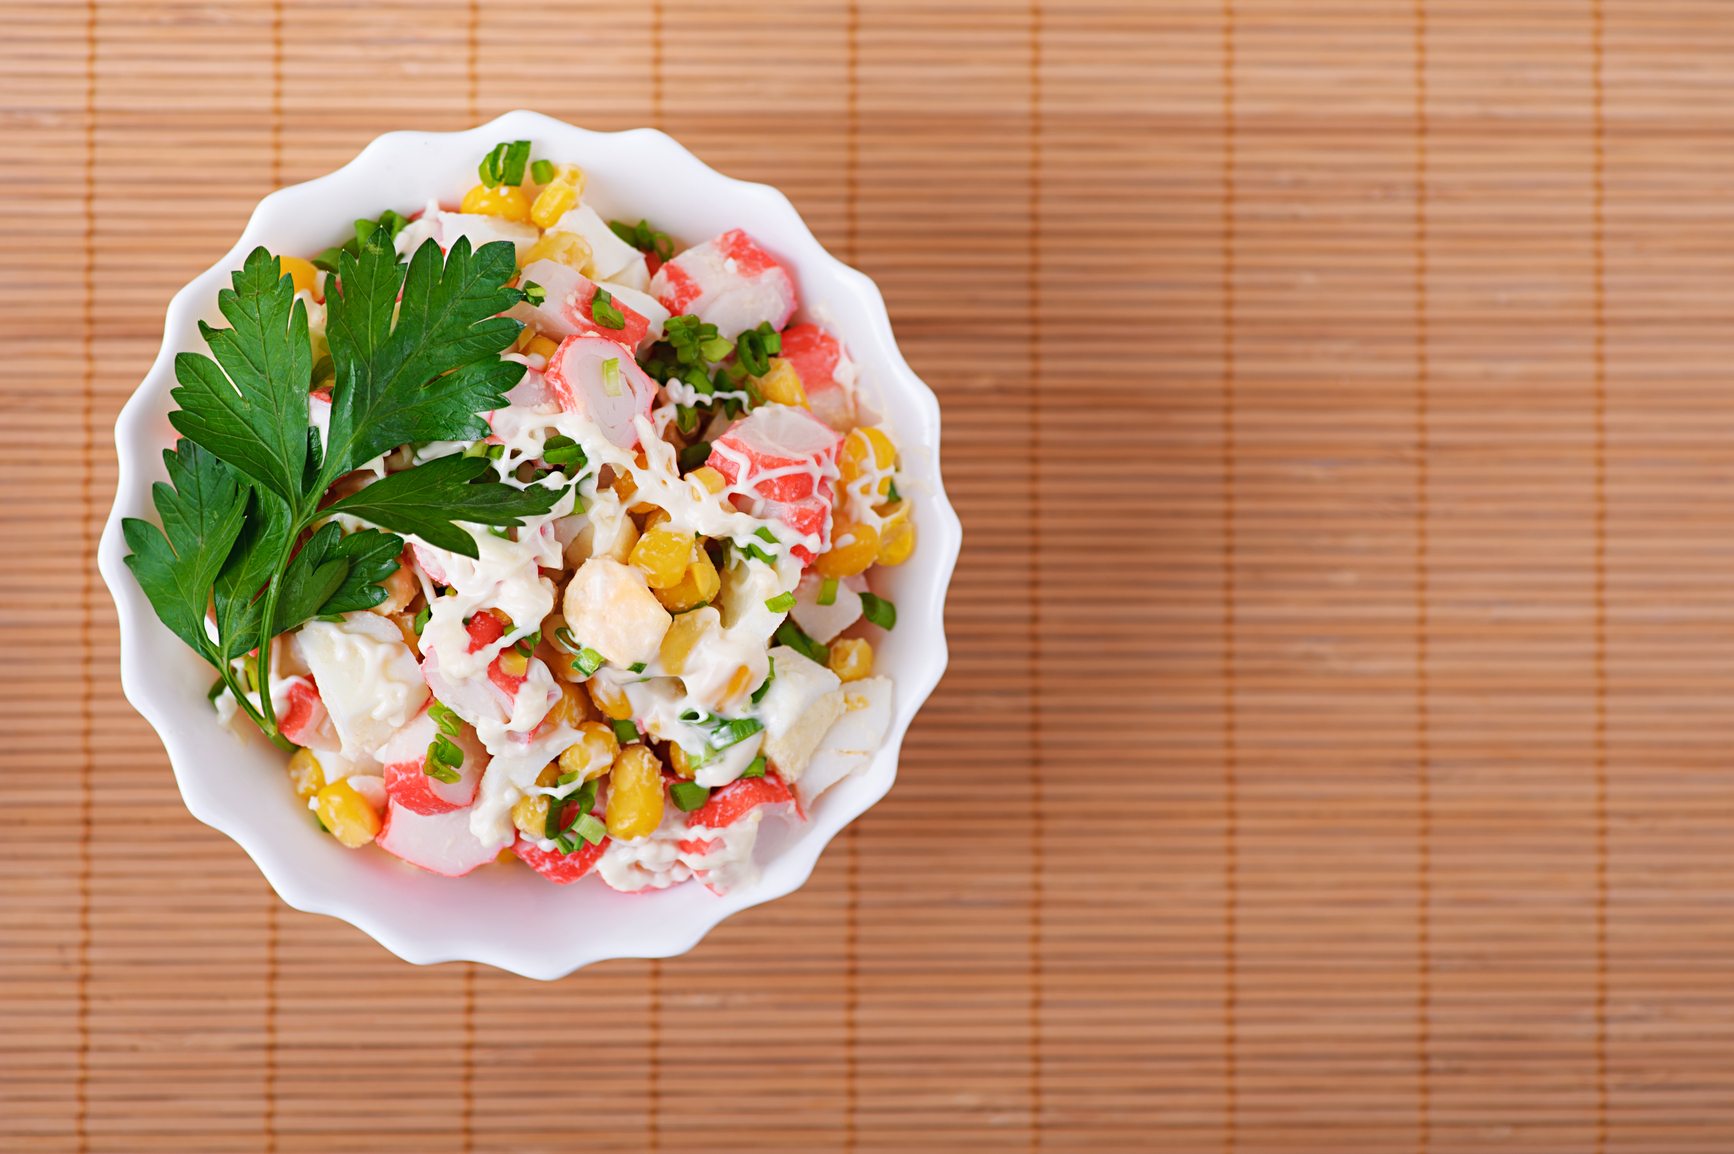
left=124, top=226, right=564, bottom=748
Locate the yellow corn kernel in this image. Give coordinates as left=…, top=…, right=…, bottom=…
left=653, top=549, right=721, bottom=613
left=606, top=744, right=666, bottom=840
left=544, top=679, right=596, bottom=729
left=660, top=607, right=717, bottom=675
left=277, top=255, right=319, bottom=296
left=754, top=359, right=809, bottom=408
left=586, top=675, right=634, bottom=720
left=875, top=501, right=916, bottom=566
left=642, top=507, right=672, bottom=531
left=370, top=563, right=417, bottom=616
left=815, top=521, right=880, bottom=579
left=526, top=334, right=559, bottom=360
left=461, top=183, right=532, bottom=223
left=631, top=526, right=695, bottom=589
left=828, top=637, right=874, bottom=682
left=558, top=720, right=621, bottom=783
left=287, top=747, right=325, bottom=801
left=838, top=427, right=897, bottom=499
left=719, top=663, right=755, bottom=708
left=688, top=465, right=726, bottom=495
left=521, top=230, right=593, bottom=275
left=496, top=644, right=530, bottom=678
left=315, top=780, right=382, bottom=848
left=529, top=164, right=586, bottom=228
left=669, top=743, right=696, bottom=779
left=510, top=764, right=561, bottom=838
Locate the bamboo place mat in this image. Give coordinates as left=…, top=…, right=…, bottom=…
left=5, top=0, right=1734, bottom=1150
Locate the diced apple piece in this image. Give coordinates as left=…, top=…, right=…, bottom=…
left=512, top=831, right=610, bottom=884
left=375, top=799, right=502, bottom=878
left=789, top=572, right=865, bottom=644
left=707, top=404, right=843, bottom=503
left=777, top=323, right=854, bottom=430
left=649, top=229, right=797, bottom=340
left=757, top=646, right=844, bottom=780
left=291, top=614, right=429, bottom=760
left=795, top=676, right=893, bottom=809
left=562, top=557, right=672, bottom=668
left=379, top=704, right=489, bottom=814
left=543, top=334, right=659, bottom=449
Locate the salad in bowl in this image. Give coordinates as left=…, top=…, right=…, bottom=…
left=99, top=113, right=958, bottom=977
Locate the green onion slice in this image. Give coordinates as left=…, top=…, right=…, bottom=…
left=751, top=657, right=776, bottom=704
left=859, top=592, right=897, bottom=631
left=530, top=158, right=555, bottom=184
left=591, top=288, right=626, bottom=330
left=670, top=781, right=710, bottom=812
left=428, top=700, right=462, bottom=737
left=764, top=592, right=796, bottom=613
left=775, top=621, right=829, bottom=665
left=574, top=648, right=606, bottom=678
left=601, top=357, right=623, bottom=397
left=611, top=718, right=641, bottom=744
left=739, top=754, right=768, bottom=780
left=710, top=717, right=764, bottom=750
left=817, top=578, right=839, bottom=606
left=522, top=281, right=546, bottom=306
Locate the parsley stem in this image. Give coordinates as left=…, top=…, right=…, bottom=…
left=218, top=659, right=295, bottom=753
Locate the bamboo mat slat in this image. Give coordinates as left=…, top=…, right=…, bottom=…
left=6, top=0, right=1734, bottom=1149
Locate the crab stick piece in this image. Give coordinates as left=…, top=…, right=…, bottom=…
left=776, top=323, right=855, bottom=430
left=543, top=334, right=660, bottom=449
left=706, top=403, right=843, bottom=504
left=379, top=703, right=489, bottom=815
left=374, top=799, right=502, bottom=877
left=650, top=229, right=797, bottom=340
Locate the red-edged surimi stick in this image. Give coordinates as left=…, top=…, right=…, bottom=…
left=374, top=799, right=501, bottom=877
left=680, top=771, right=797, bottom=834
left=509, top=258, right=653, bottom=350
left=706, top=404, right=843, bottom=503
left=542, top=334, right=659, bottom=449
left=650, top=229, right=797, bottom=340
left=276, top=678, right=340, bottom=752
left=777, top=323, right=853, bottom=430
left=379, top=702, right=489, bottom=815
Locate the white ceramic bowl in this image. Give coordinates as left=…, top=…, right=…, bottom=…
left=97, top=111, right=960, bottom=980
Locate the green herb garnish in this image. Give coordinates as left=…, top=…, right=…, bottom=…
left=710, top=717, right=764, bottom=750
left=611, top=718, right=641, bottom=744
left=607, top=218, right=675, bottom=262
left=530, top=159, right=555, bottom=185
left=739, top=754, right=768, bottom=780
left=122, top=234, right=561, bottom=748
left=818, top=577, right=838, bottom=606
left=775, top=620, right=829, bottom=665
left=522, top=280, right=546, bottom=306
left=764, top=592, right=796, bottom=613
left=751, top=657, right=775, bottom=704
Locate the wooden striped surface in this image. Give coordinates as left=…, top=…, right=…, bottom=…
left=4, top=0, right=1734, bottom=1149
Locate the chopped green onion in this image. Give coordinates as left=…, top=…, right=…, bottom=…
left=612, top=718, right=641, bottom=744
left=428, top=700, right=462, bottom=737
left=487, top=526, right=511, bottom=539
left=207, top=677, right=227, bottom=703
left=676, top=404, right=700, bottom=436
left=354, top=218, right=390, bottom=254
left=629, top=662, right=647, bottom=674
left=557, top=770, right=582, bottom=787
left=478, top=142, right=508, bottom=187
left=545, top=793, right=565, bottom=840
left=541, top=434, right=586, bottom=471
left=515, top=629, right=541, bottom=657
left=312, top=246, right=345, bottom=274
left=818, top=577, right=839, bottom=606
left=735, top=330, right=770, bottom=377
left=608, top=220, right=638, bottom=247
left=670, top=782, right=710, bottom=812
left=741, top=542, right=778, bottom=565
left=775, top=620, right=829, bottom=665
left=591, top=288, right=626, bottom=330
left=571, top=779, right=598, bottom=815
left=754, top=527, right=778, bottom=544
left=758, top=322, right=782, bottom=356
left=523, top=280, right=546, bottom=306
left=671, top=600, right=710, bottom=615
left=574, top=648, right=606, bottom=678
left=377, top=208, right=412, bottom=238
left=751, top=656, right=776, bottom=704
left=678, top=441, right=712, bottom=472
left=424, top=734, right=463, bottom=782
left=765, top=592, right=796, bottom=613
left=311, top=354, right=334, bottom=388
left=739, top=754, right=767, bottom=780
left=680, top=708, right=707, bottom=723
left=710, top=717, right=764, bottom=750
left=859, top=592, right=897, bottom=631
left=573, top=812, right=607, bottom=846
left=601, top=357, right=623, bottom=397
left=886, top=479, right=901, bottom=503
left=530, top=158, right=555, bottom=184
left=501, top=140, right=531, bottom=186
left=699, top=336, right=735, bottom=363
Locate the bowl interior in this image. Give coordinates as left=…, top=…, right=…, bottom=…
left=97, top=111, right=961, bottom=980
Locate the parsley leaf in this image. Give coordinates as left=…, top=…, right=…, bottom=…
left=167, top=249, right=312, bottom=503
left=272, top=521, right=405, bottom=630
left=322, top=455, right=565, bottom=558
left=210, top=487, right=294, bottom=662
left=322, top=231, right=525, bottom=480
left=120, top=439, right=248, bottom=659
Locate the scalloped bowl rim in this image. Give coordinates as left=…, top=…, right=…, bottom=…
left=96, top=111, right=960, bottom=980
